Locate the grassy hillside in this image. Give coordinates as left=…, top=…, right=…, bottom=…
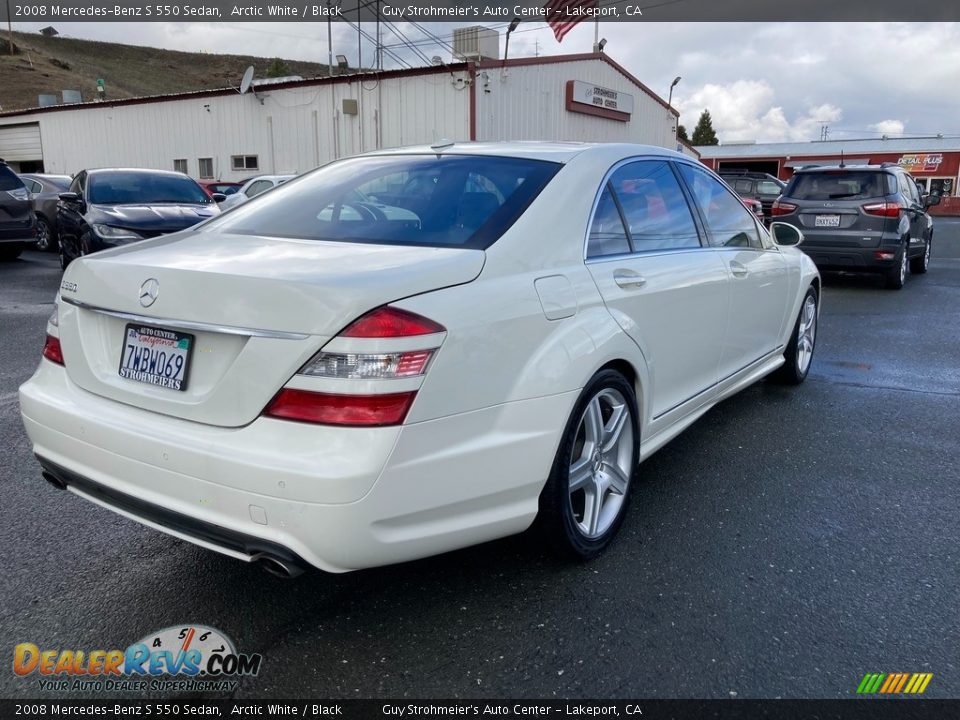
left=0, top=31, right=332, bottom=112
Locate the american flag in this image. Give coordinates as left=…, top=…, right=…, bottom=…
left=545, top=0, right=599, bottom=43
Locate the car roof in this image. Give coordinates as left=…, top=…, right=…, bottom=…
left=358, top=141, right=687, bottom=164
left=794, top=164, right=898, bottom=174
left=85, top=168, right=191, bottom=177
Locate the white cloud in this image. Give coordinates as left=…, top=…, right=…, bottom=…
left=676, top=81, right=842, bottom=143
left=868, top=119, right=906, bottom=136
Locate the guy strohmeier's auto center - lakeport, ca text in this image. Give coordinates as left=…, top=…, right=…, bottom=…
left=14, top=2, right=641, bottom=19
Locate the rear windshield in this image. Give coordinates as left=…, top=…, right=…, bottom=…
left=208, top=154, right=561, bottom=249
left=88, top=172, right=212, bottom=205
left=0, top=164, right=25, bottom=191
left=786, top=171, right=895, bottom=201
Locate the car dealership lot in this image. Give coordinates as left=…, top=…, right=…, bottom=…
left=2, top=221, right=959, bottom=699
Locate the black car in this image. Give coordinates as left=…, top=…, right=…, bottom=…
left=719, top=171, right=786, bottom=220
left=771, top=163, right=939, bottom=290
left=57, top=169, right=220, bottom=270
left=0, top=159, right=37, bottom=261
left=19, top=173, right=72, bottom=252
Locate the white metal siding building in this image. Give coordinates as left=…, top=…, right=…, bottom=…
left=0, top=53, right=689, bottom=179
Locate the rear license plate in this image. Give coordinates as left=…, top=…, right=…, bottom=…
left=118, top=324, right=194, bottom=391
left=815, top=214, right=841, bottom=227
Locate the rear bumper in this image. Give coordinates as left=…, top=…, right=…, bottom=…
left=799, top=230, right=902, bottom=273
left=19, top=359, right=574, bottom=573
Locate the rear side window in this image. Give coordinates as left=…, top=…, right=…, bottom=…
left=757, top=180, right=783, bottom=195
left=0, top=165, right=24, bottom=191
left=786, top=171, right=895, bottom=201
left=211, top=155, right=560, bottom=250
left=587, top=185, right=630, bottom=257
left=733, top=179, right=752, bottom=193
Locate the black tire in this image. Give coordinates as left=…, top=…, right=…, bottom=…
left=0, top=246, right=22, bottom=262
left=35, top=215, right=56, bottom=252
left=910, top=237, right=931, bottom=275
left=884, top=242, right=909, bottom=290
left=536, top=369, right=639, bottom=560
left=772, top=286, right=818, bottom=385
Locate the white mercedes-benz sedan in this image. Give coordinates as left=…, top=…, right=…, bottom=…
left=19, top=143, right=819, bottom=577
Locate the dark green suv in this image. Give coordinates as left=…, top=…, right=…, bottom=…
left=719, top=171, right=786, bottom=220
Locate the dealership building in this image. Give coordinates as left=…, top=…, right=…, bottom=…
left=0, top=47, right=696, bottom=180
left=697, top=136, right=960, bottom=206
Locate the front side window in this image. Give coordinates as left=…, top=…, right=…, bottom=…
left=22, top=178, right=41, bottom=193
left=209, top=155, right=560, bottom=250
left=678, top=164, right=761, bottom=249
left=87, top=172, right=211, bottom=205
left=609, top=161, right=701, bottom=251
left=246, top=180, right=274, bottom=198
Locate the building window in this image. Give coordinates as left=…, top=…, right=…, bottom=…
left=173, top=159, right=188, bottom=174
left=231, top=155, right=259, bottom=171
left=198, top=158, right=214, bottom=179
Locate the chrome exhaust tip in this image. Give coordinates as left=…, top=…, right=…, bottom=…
left=42, top=471, right=68, bottom=490
left=252, top=553, right=304, bottom=579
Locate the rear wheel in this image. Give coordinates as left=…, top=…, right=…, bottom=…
left=537, top=369, right=639, bottom=560
left=910, top=237, right=931, bottom=275
left=35, top=216, right=56, bottom=252
left=772, top=286, right=818, bottom=385
left=885, top=243, right=908, bottom=290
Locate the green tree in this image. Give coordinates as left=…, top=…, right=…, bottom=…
left=676, top=124, right=689, bottom=143
left=691, top=110, right=719, bottom=146
left=265, top=58, right=292, bottom=78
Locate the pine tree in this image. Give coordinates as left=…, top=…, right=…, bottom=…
left=676, top=124, right=689, bottom=143
left=691, top=110, right=719, bottom=146
left=265, top=58, right=292, bottom=78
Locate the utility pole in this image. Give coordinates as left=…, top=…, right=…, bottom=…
left=819, top=124, right=830, bottom=141
left=6, top=0, right=14, bottom=56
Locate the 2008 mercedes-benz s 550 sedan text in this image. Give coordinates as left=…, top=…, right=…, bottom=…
left=19, top=143, right=820, bottom=577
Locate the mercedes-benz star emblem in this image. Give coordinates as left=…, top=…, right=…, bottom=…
left=139, top=278, right=160, bottom=308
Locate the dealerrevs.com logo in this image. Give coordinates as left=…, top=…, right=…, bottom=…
left=13, top=625, right=262, bottom=693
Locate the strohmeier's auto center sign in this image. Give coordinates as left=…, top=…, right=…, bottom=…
left=566, top=81, right=635, bottom=122
left=898, top=154, right=943, bottom=172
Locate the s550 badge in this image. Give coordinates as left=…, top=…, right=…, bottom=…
left=60, top=281, right=77, bottom=293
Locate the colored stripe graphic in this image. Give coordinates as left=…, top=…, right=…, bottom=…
left=857, top=672, right=932, bottom=694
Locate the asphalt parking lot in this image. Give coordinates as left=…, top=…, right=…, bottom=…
left=2, top=221, right=959, bottom=700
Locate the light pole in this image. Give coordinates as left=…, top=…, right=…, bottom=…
left=667, top=76, right=681, bottom=141
left=6, top=0, right=13, bottom=56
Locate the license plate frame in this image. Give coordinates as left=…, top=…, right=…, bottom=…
left=814, top=214, right=841, bottom=227
left=118, top=323, right=194, bottom=392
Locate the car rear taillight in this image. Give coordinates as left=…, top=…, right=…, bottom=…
left=771, top=200, right=798, bottom=216
left=264, top=389, right=417, bottom=427
left=342, top=306, right=444, bottom=338
left=42, top=335, right=64, bottom=365
left=862, top=202, right=902, bottom=218
left=263, top=305, right=445, bottom=426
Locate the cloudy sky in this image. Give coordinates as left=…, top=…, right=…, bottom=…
left=12, top=20, right=960, bottom=143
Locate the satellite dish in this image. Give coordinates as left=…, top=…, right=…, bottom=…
left=239, top=66, right=255, bottom=95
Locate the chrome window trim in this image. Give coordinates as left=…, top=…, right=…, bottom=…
left=583, top=155, right=711, bottom=262
left=60, top=297, right=310, bottom=340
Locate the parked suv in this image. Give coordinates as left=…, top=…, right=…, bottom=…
left=0, top=158, right=37, bottom=261
left=771, top=164, right=939, bottom=290
left=719, top=171, right=785, bottom=220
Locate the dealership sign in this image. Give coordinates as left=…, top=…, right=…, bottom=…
left=566, top=81, right=634, bottom=122
left=898, top=154, right=943, bottom=173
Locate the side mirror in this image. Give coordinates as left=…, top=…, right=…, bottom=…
left=770, top=222, right=804, bottom=247
left=212, top=193, right=227, bottom=203
left=924, top=194, right=941, bottom=208
left=58, top=192, right=85, bottom=211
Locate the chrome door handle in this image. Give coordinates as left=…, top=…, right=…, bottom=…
left=613, top=270, right=647, bottom=289
left=729, top=261, right=749, bottom=278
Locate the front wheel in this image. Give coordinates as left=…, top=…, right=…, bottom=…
left=537, top=369, right=639, bottom=560
left=772, top=286, right=818, bottom=385
left=35, top=216, right=56, bottom=252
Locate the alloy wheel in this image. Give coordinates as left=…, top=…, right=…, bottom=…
left=35, top=218, right=51, bottom=252
left=899, top=248, right=907, bottom=285
left=796, top=294, right=817, bottom=375
left=567, top=388, right=634, bottom=539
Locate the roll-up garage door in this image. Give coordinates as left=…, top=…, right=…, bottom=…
left=0, top=123, right=43, bottom=163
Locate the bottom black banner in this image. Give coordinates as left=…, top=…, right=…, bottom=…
left=2, top=699, right=957, bottom=720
